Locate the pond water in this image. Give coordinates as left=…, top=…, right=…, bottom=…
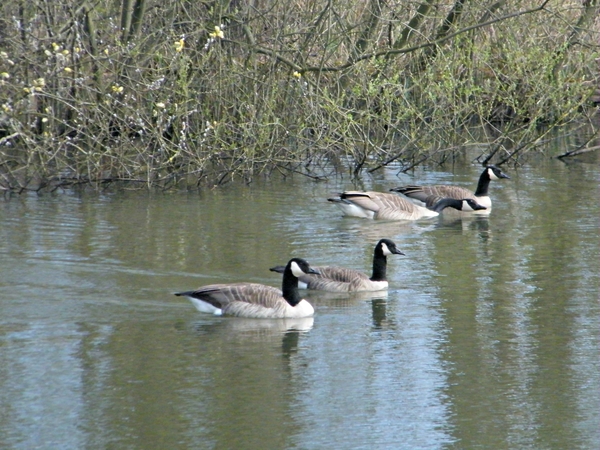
left=0, top=157, right=599, bottom=449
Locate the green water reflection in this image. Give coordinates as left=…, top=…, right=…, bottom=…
left=0, top=159, right=598, bottom=449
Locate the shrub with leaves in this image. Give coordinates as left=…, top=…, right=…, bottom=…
left=0, top=0, right=598, bottom=191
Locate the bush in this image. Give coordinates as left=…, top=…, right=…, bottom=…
left=0, top=0, right=598, bottom=191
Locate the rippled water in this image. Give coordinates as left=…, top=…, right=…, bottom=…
left=0, top=159, right=598, bottom=449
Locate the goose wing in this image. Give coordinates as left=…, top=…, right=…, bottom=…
left=301, top=266, right=369, bottom=291
left=313, top=267, right=391, bottom=292
left=361, top=191, right=434, bottom=220
left=342, top=191, right=424, bottom=217
left=394, top=185, right=475, bottom=201
left=313, top=266, right=369, bottom=283
left=337, top=191, right=383, bottom=214
left=185, top=283, right=283, bottom=310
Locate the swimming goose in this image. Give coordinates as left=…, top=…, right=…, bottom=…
left=327, top=191, right=486, bottom=220
left=390, top=165, right=510, bottom=210
left=174, top=258, right=319, bottom=318
left=270, top=239, right=405, bottom=292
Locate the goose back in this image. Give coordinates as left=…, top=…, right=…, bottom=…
left=328, top=191, right=438, bottom=220
left=398, top=185, right=475, bottom=204
left=307, top=267, right=383, bottom=292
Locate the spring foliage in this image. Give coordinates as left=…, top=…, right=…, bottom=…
left=0, top=0, right=598, bottom=190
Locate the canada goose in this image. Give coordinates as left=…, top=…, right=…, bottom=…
left=174, top=258, right=320, bottom=319
left=327, top=191, right=486, bottom=220
left=270, top=239, right=405, bottom=292
left=390, top=165, right=510, bottom=210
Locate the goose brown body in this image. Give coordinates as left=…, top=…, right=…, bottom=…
left=328, top=191, right=439, bottom=220
left=175, top=258, right=319, bottom=318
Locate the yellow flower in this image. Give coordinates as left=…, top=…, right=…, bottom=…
left=209, top=26, right=224, bottom=39
left=174, top=38, right=185, bottom=53
left=34, top=78, right=46, bottom=87
left=156, top=102, right=166, bottom=109
left=1, top=51, right=14, bottom=65
left=23, top=87, right=31, bottom=93
left=52, top=42, right=61, bottom=51
left=111, top=85, right=124, bottom=93
left=64, top=67, right=73, bottom=73
left=62, top=49, right=70, bottom=56
left=0, top=72, right=9, bottom=79
left=41, top=117, right=48, bottom=123
left=293, top=71, right=302, bottom=79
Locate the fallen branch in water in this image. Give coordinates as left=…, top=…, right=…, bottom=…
left=556, top=145, right=600, bottom=159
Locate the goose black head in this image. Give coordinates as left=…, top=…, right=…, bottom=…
left=376, top=239, right=405, bottom=256
left=462, top=198, right=488, bottom=211
left=486, top=165, right=510, bottom=180
left=288, top=258, right=320, bottom=277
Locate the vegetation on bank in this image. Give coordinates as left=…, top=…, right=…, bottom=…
left=0, top=0, right=598, bottom=191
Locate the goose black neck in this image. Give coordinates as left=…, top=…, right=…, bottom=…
left=370, top=248, right=388, bottom=281
left=282, top=268, right=302, bottom=306
left=431, top=197, right=462, bottom=212
left=474, top=169, right=491, bottom=196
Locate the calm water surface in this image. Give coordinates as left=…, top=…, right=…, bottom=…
left=0, top=159, right=598, bottom=449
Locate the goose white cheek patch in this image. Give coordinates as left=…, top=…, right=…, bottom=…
left=488, top=168, right=499, bottom=181
left=463, top=200, right=476, bottom=211
left=290, top=261, right=304, bottom=277
left=381, top=243, right=392, bottom=255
